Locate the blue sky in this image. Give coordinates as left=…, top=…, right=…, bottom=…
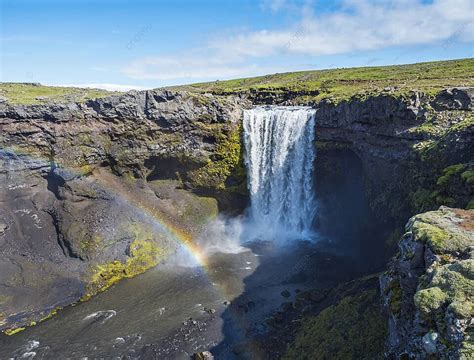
left=1, top=0, right=473, bottom=90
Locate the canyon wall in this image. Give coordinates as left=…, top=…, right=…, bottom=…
left=0, top=87, right=472, bottom=356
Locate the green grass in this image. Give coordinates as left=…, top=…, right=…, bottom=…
left=3, top=58, right=473, bottom=105
left=175, top=58, right=474, bottom=102
left=0, top=82, right=121, bottom=105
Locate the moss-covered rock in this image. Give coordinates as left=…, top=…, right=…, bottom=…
left=381, top=207, right=474, bottom=359
left=386, top=279, right=403, bottom=316
left=187, top=123, right=243, bottom=190
left=416, top=260, right=474, bottom=318
left=83, top=238, right=165, bottom=300
left=409, top=207, right=473, bottom=254
left=429, top=163, right=474, bottom=209
left=414, top=287, right=448, bottom=314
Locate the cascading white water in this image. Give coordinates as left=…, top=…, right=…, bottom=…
left=243, top=106, right=317, bottom=241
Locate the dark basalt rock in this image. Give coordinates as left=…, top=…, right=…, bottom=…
left=433, top=87, right=474, bottom=111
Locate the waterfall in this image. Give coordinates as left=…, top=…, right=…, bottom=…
left=243, top=106, right=317, bottom=241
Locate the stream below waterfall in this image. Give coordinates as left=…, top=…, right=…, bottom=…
left=0, top=240, right=362, bottom=359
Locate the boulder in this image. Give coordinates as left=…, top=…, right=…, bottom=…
left=194, top=351, right=214, bottom=360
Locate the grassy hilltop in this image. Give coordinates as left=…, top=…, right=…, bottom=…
left=1, top=58, right=473, bottom=105
left=0, top=83, right=120, bottom=105
left=177, top=58, right=474, bottom=102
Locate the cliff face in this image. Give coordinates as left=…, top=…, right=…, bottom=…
left=1, top=90, right=246, bottom=186
left=317, top=88, right=472, bottom=218
left=0, top=90, right=247, bottom=332
left=0, top=85, right=472, bottom=346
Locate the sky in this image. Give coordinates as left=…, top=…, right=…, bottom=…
left=1, top=0, right=473, bottom=90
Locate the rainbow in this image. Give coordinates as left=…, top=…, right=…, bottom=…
left=1, top=146, right=264, bottom=357
left=95, top=168, right=211, bottom=268
left=0, top=146, right=210, bottom=268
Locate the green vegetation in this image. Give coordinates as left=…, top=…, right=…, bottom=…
left=2, top=59, right=473, bottom=105
left=415, top=260, right=474, bottom=319
left=2, top=307, right=61, bottom=336
left=460, top=332, right=474, bottom=360
left=4, top=327, right=26, bottom=336
left=187, top=124, right=243, bottom=190
left=410, top=188, right=437, bottom=213
left=284, top=290, right=387, bottom=360
left=410, top=208, right=473, bottom=255
left=416, top=113, right=474, bottom=159
left=385, top=280, right=403, bottom=315
left=176, top=58, right=474, bottom=103
left=467, top=199, right=474, bottom=210
left=181, top=195, right=219, bottom=225
left=414, top=287, right=448, bottom=314
left=461, top=170, right=474, bottom=186
left=82, top=238, right=165, bottom=300
left=0, top=82, right=120, bottom=104
left=436, top=164, right=467, bottom=187
left=409, top=162, right=474, bottom=218
left=412, top=221, right=451, bottom=253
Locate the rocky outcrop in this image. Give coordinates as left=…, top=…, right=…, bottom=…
left=433, top=88, right=474, bottom=111
left=380, top=207, right=473, bottom=359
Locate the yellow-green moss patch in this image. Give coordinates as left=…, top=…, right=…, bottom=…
left=436, top=164, right=466, bottom=187
left=410, top=208, right=473, bottom=254
left=415, top=260, right=474, bottom=319
left=412, top=221, right=450, bottom=253
left=414, top=287, right=448, bottom=314
left=83, top=239, right=165, bottom=300
left=386, top=279, right=403, bottom=315
left=4, top=327, right=26, bottom=336
left=188, top=124, right=242, bottom=190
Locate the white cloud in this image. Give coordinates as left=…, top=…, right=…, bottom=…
left=123, top=55, right=269, bottom=81
left=53, top=83, right=150, bottom=91
left=212, top=0, right=474, bottom=58
left=122, top=0, right=474, bottom=81
left=261, top=0, right=287, bottom=12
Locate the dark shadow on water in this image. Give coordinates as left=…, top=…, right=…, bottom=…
left=210, top=238, right=371, bottom=359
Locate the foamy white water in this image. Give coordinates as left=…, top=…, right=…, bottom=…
left=243, top=106, right=317, bottom=241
